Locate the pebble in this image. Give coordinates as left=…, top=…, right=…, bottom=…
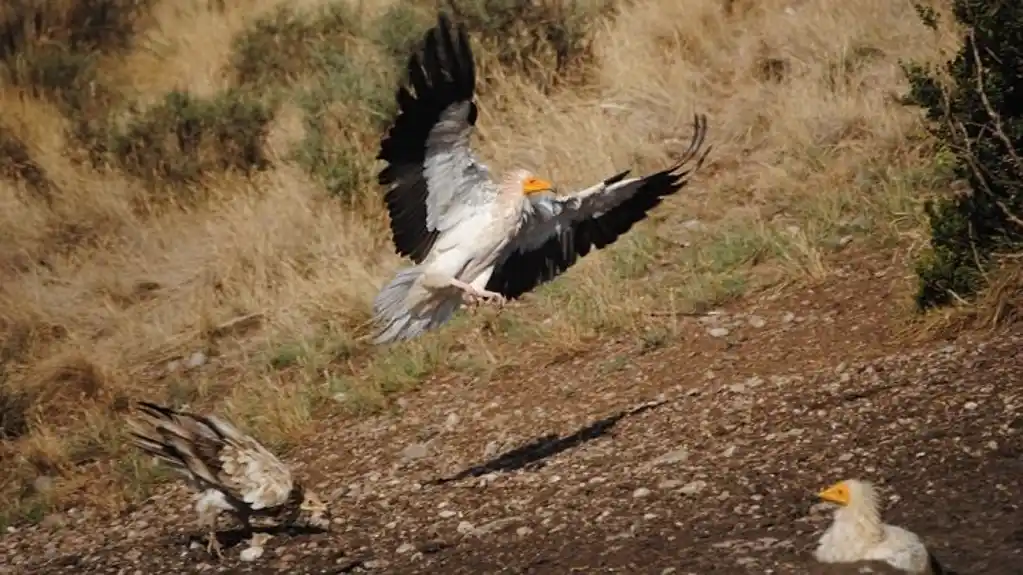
left=516, top=526, right=533, bottom=537
left=239, top=546, right=264, bottom=562
left=185, top=351, right=207, bottom=369
left=708, top=327, right=730, bottom=338
left=652, top=448, right=689, bottom=465
left=681, top=480, right=707, bottom=495
left=633, top=487, right=652, bottom=498
left=439, top=510, right=457, bottom=519
left=32, top=476, right=55, bottom=494
left=747, top=315, right=766, bottom=328
left=402, top=443, right=430, bottom=461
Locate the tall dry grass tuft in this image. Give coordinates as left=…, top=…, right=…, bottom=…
left=0, top=0, right=962, bottom=525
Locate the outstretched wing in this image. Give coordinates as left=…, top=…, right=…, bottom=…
left=486, top=114, right=711, bottom=299
left=125, top=402, right=294, bottom=511
left=377, top=12, right=497, bottom=263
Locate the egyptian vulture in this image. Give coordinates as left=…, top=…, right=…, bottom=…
left=814, top=479, right=950, bottom=574
left=371, top=12, right=711, bottom=344
left=125, top=401, right=330, bottom=557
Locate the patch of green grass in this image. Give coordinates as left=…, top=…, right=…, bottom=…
left=231, top=3, right=359, bottom=90
left=110, top=89, right=275, bottom=189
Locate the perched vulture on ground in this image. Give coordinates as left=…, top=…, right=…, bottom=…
left=125, top=401, right=329, bottom=557
left=814, top=479, right=953, bottom=574
left=371, top=12, right=712, bottom=344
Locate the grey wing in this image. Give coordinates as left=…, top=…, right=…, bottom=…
left=486, top=114, right=711, bottom=299
left=376, top=12, right=497, bottom=263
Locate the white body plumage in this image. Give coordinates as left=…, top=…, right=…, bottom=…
left=814, top=479, right=941, bottom=574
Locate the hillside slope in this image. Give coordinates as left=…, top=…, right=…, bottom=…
left=2, top=252, right=1021, bottom=573
left=4, top=0, right=1021, bottom=572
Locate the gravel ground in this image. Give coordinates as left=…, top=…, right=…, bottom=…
left=2, top=255, right=1021, bottom=574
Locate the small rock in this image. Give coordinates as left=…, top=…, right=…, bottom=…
left=396, top=542, right=416, bottom=554
left=681, top=480, right=707, bottom=495
left=964, top=401, right=978, bottom=410
left=483, top=441, right=502, bottom=458
left=444, top=413, right=460, bottom=431
left=32, top=476, right=55, bottom=495
left=708, top=327, right=730, bottom=338
left=782, top=312, right=796, bottom=323
left=633, top=487, right=652, bottom=498
left=838, top=452, right=853, bottom=462
left=456, top=521, right=475, bottom=534
left=473, top=517, right=522, bottom=535
left=402, top=442, right=430, bottom=461
left=185, top=351, right=207, bottom=369
left=652, top=448, right=689, bottom=466
left=516, top=526, right=533, bottom=537
left=40, top=513, right=65, bottom=529
left=658, top=480, right=683, bottom=490
left=239, top=546, right=264, bottom=562
left=439, top=510, right=457, bottom=519
left=747, top=315, right=766, bottom=328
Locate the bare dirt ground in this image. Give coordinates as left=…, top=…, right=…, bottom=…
left=2, top=252, right=1021, bottom=574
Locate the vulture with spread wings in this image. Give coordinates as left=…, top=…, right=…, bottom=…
left=371, top=12, right=711, bottom=345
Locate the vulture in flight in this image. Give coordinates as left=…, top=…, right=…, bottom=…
left=372, top=12, right=711, bottom=344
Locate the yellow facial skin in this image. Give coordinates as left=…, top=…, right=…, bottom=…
left=818, top=481, right=852, bottom=506
left=522, top=176, right=554, bottom=195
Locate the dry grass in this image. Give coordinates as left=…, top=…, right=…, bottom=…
left=0, top=0, right=964, bottom=525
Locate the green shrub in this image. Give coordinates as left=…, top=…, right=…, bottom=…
left=0, top=0, right=151, bottom=114
left=442, top=0, right=616, bottom=89
left=370, top=2, right=435, bottom=67
left=903, top=1, right=1023, bottom=309
left=110, top=90, right=275, bottom=186
left=230, top=3, right=358, bottom=90
left=292, top=51, right=396, bottom=200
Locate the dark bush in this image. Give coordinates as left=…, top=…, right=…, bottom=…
left=0, top=126, right=53, bottom=200
left=370, top=2, right=434, bottom=67
left=110, top=90, right=275, bottom=185
left=291, top=52, right=395, bottom=200
left=0, top=382, right=32, bottom=440
left=231, top=3, right=357, bottom=90
left=903, top=1, right=1023, bottom=309
left=0, top=0, right=151, bottom=114
left=441, top=0, right=616, bottom=90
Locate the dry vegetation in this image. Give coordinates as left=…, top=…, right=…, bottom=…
left=0, top=0, right=963, bottom=526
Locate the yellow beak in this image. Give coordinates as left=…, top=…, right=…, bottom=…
left=523, top=178, right=554, bottom=194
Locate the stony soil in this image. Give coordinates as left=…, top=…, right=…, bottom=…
left=2, top=253, right=1021, bottom=574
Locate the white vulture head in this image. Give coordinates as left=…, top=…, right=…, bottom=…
left=814, top=478, right=948, bottom=574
